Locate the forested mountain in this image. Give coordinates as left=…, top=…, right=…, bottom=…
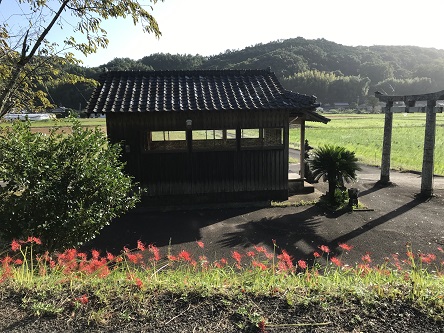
left=52, top=37, right=444, bottom=110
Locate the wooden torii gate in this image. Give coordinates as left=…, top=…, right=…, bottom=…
left=375, top=90, right=444, bottom=197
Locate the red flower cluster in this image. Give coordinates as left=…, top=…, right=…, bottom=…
left=277, top=250, right=294, bottom=271
left=10, top=237, right=42, bottom=252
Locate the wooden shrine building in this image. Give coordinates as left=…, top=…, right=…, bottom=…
left=86, top=69, right=329, bottom=204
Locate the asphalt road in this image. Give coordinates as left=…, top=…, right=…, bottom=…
left=85, top=162, right=444, bottom=267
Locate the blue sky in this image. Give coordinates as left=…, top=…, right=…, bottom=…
left=2, top=0, right=444, bottom=67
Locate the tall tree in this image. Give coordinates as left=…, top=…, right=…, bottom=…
left=0, top=0, right=162, bottom=118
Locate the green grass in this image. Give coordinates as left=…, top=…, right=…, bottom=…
left=1, top=239, right=443, bottom=329
left=0, top=118, right=106, bottom=128
left=291, top=113, right=444, bottom=175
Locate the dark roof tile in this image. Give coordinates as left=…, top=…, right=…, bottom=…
left=87, top=69, right=328, bottom=122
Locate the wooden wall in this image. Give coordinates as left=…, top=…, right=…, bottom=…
left=106, top=110, right=290, bottom=203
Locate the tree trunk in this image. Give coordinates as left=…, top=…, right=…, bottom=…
left=328, top=177, right=336, bottom=203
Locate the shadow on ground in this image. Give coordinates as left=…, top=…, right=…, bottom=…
left=83, top=178, right=444, bottom=265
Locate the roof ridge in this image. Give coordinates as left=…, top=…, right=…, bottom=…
left=102, top=68, right=274, bottom=76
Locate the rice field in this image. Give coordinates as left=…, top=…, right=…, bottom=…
left=290, top=113, right=444, bottom=175
left=4, top=113, right=444, bottom=175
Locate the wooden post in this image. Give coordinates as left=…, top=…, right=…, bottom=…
left=420, top=99, right=437, bottom=197
left=380, top=101, right=393, bottom=184
left=299, top=117, right=306, bottom=179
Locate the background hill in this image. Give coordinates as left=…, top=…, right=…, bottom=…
left=50, top=37, right=444, bottom=111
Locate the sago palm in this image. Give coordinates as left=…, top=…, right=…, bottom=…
left=308, top=145, right=361, bottom=203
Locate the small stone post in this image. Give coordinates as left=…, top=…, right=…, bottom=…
left=380, top=101, right=393, bottom=184
left=420, top=99, right=437, bottom=197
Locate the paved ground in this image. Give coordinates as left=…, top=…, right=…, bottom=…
left=85, top=164, right=444, bottom=266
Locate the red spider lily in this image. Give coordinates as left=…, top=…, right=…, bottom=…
left=148, top=244, right=161, bottom=261
left=135, top=278, right=143, bottom=289
left=357, top=263, right=371, bottom=276
left=438, top=247, right=444, bottom=253
left=246, top=251, right=255, bottom=257
left=330, top=257, right=342, bottom=267
left=91, top=250, right=100, bottom=260
left=26, top=236, right=42, bottom=245
left=79, top=258, right=109, bottom=277
left=277, top=261, right=288, bottom=271
left=277, top=250, right=294, bottom=270
left=361, top=253, right=372, bottom=264
left=137, top=240, right=146, bottom=251
left=319, top=245, right=330, bottom=253
left=167, top=255, right=178, bottom=261
left=254, top=245, right=267, bottom=253
left=338, top=243, right=353, bottom=251
left=1, top=256, right=12, bottom=266
left=123, top=246, right=130, bottom=253
left=214, top=258, right=228, bottom=268
left=57, top=249, right=78, bottom=273
left=178, top=250, right=192, bottom=262
left=76, top=294, right=88, bottom=305
left=106, top=252, right=115, bottom=261
left=297, top=260, right=307, bottom=270
left=313, top=251, right=321, bottom=258
left=231, top=251, right=242, bottom=265
left=406, top=251, right=414, bottom=259
left=126, top=252, right=143, bottom=264
left=420, top=253, right=436, bottom=264
left=0, top=266, right=13, bottom=282
left=11, top=240, right=21, bottom=252
left=252, top=261, right=267, bottom=271
left=196, top=240, right=205, bottom=249
left=77, top=252, right=87, bottom=261
left=14, top=259, right=23, bottom=265
left=264, top=252, right=274, bottom=260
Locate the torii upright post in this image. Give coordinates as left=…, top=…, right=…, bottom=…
left=420, top=99, right=437, bottom=197
left=380, top=101, right=393, bottom=184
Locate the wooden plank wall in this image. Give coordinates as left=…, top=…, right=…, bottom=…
left=106, top=110, right=289, bottom=201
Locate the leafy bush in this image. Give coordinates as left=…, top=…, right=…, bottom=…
left=0, top=119, right=140, bottom=251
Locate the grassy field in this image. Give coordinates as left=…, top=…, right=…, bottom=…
left=290, top=113, right=444, bottom=175
left=5, top=114, right=444, bottom=175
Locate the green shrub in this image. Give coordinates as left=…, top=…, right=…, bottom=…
left=309, top=145, right=360, bottom=204
left=0, top=119, right=140, bottom=251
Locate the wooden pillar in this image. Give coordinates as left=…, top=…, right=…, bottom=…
left=420, top=99, right=437, bottom=197
left=380, top=101, right=393, bottom=184
left=299, top=117, right=306, bottom=179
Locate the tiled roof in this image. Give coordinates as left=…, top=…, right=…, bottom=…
left=87, top=69, right=328, bottom=122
